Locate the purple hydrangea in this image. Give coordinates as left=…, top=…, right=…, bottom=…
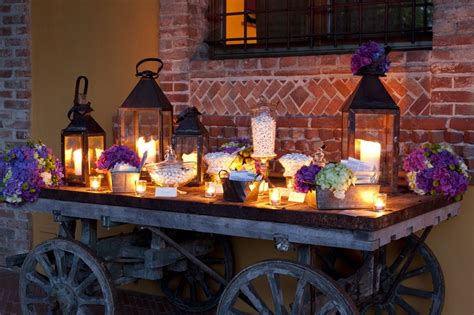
left=96, top=145, right=140, bottom=170
left=403, top=148, right=428, bottom=172
left=0, top=142, right=63, bottom=205
left=405, top=143, right=470, bottom=200
left=294, top=164, right=321, bottom=193
left=351, top=41, right=390, bottom=74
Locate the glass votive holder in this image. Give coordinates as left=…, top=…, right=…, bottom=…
left=373, top=193, right=387, bottom=211
left=286, top=177, right=294, bottom=189
left=89, top=176, right=101, bottom=191
left=205, top=181, right=216, bottom=198
left=269, top=188, right=281, bottom=206
left=135, top=180, right=147, bottom=197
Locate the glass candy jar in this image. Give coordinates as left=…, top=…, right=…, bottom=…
left=278, top=153, right=313, bottom=189
left=250, top=99, right=278, bottom=159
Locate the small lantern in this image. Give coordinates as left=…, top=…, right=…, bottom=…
left=172, top=107, right=209, bottom=186
left=341, top=74, right=400, bottom=192
left=118, top=58, right=173, bottom=164
left=61, top=76, right=106, bottom=186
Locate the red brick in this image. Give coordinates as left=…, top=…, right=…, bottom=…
left=450, top=118, right=474, bottom=130
left=289, top=86, right=309, bottom=106
left=333, top=79, right=351, bottom=98
left=401, top=117, right=447, bottom=130
left=465, top=131, right=474, bottom=144
left=279, top=57, right=297, bottom=68
left=431, top=77, right=452, bottom=89
left=398, top=94, right=415, bottom=115
left=319, top=129, right=334, bottom=141
left=431, top=104, right=453, bottom=116
left=276, top=117, right=309, bottom=128
left=311, top=116, right=341, bottom=129
left=435, top=35, right=474, bottom=46
left=400, top=130, right=411, bottom=142
left=429, top=131, right=445, bottom=143
left=431, top=62, right=474, bottom=74
left=408, top=94, right=430, bottom=115
left=202, top=115, right=234, bottom=127
left=324, top=97, right=344, bottom=115
left=432, top=91, right=474, bottom=103
left=455, top=104, right=474, bottom=116
left=321, top=55, right=337, bottom=66
left=454, top=76, right=474, bottom=88
left=259, top=58, right=278, bottom=69
left=277, top=129, right=290, bottom=139
left=445, top=131, right=464, bottom=144
left=4, top=100, right=29, bottom=109
left=304, top=129, right=319, bottom=139
left=295, top=140, right=309, bottom=152
left=411, top=131, right=429, bottom=143
left=406, top=50, right=430, bottom=63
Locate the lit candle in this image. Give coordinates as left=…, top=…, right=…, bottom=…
left=358, top=139, right=381, bottom=171
left=205, top=181, right=216, bottom=198
left=89, top=176, right=101, bottom=191
left=65, top=148, right=72, bottom=165
left=136, top=137, right=157, bottom=164
left=269, top=188, right=281, bottom=206
left=73, top=149, right=82, bottom=176
left=183, top=152, right=198, bottom=176
left=135, top=180, right=147, bottom=197
left=95, top=148, right=103, bottom=160
left=373, top=193, right=387, bottom=211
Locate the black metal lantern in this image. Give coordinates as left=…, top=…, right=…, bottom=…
left=118, top=58, right=173, bottom=165
left=341, top=73, right=400, bottom=193
left=172, top=107, right=209, bottom=186
left=61, top=76, right=106, bottom=186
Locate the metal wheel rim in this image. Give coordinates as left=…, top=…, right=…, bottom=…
left=19, top=238, right=117, bottom=315
left=217, top=259, right=358, bottom=315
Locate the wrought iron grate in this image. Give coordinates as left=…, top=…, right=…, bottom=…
left=207, top=0, right=433, bottom=59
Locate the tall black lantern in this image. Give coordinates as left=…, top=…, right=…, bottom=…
left=61, top=76, right=106, bottom=186
left=118, top=58, right=173, bottom=165
left=172, top=107, right=209, bottom=186
left=342, top=72, right=400, bottom=193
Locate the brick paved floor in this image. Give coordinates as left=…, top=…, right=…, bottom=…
left=0, top=268, right=215, bottom=315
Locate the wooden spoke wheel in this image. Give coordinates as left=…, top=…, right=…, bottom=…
left=217, top=260, right=358, bottom=315
left=19, top=238, right=117, bottom=315
left=160, top=234, right=234, bottom=313
left=320, top=235, right=445, bottom=315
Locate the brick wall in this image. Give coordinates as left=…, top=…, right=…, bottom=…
left=159, top=0, right=474, bottom=178
left=0, top=0, right=32, bottom=264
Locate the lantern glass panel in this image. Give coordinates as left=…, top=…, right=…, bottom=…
left=120, top=108, right=162, bottom=164
left=64, top=135, right=83, bottom=179
left=342, top=111, right=399, bottom=190
left=87, top=135, right=105, bottom=176
left=162, top=110, right=173, bottom=151
left=173, top=135, right=208, bottom=186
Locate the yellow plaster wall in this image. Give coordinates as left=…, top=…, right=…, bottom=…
left=30, top=1, right=473, bottom=314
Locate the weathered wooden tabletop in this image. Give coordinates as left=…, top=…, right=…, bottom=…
left=16, top=186, right=461, bottom=251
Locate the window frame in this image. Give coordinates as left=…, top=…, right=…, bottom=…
left=206, top=0, right=433, bottom=59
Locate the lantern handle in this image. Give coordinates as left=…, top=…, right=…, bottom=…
left=73, top=76, right=88, bottom=104
left=136, top=58, right=164, bottom=78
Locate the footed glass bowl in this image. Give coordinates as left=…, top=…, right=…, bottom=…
left=146, top=161, right=195, bottom=187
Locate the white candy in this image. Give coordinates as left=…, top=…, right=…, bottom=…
left=148, top=165, right=195, bottom=187
left=251, top=111, right=276, bottom=157
left=203, top=152, right=235, bottom=175
left=279, top=153, right=313, bottom=177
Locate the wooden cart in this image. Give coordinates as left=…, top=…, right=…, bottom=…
left=8, top=186, right=460, bottom=314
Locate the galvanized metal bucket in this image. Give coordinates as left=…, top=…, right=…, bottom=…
left=316, top=184, right=380, bottom=210
left=107, top=171, right=140, bottom=193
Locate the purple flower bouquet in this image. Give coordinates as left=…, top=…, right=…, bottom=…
left=97, top=145, right=140, bottom=171
left=294, top=164, right=321, bottom=194
left=403, top=143, right=470, bottom=200
left=0, top=141, right=63, bottom=205
left=351, top=41, right=391, bottom=75
left=97, top=145, right=141, bottom=193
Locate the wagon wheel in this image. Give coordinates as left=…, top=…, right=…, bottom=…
left=19, top=238, right=117, bottom=315
left=217, top=260, right=358, bottom=315
left=160, top=235, right=234, bottom=312
left=320, top=234, right=444, bottom=315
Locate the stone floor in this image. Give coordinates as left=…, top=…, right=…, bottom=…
left=0, top=268, right=214, bottom=315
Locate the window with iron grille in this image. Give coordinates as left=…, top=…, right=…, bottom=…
left=206, top=0, right=433, bottom=59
